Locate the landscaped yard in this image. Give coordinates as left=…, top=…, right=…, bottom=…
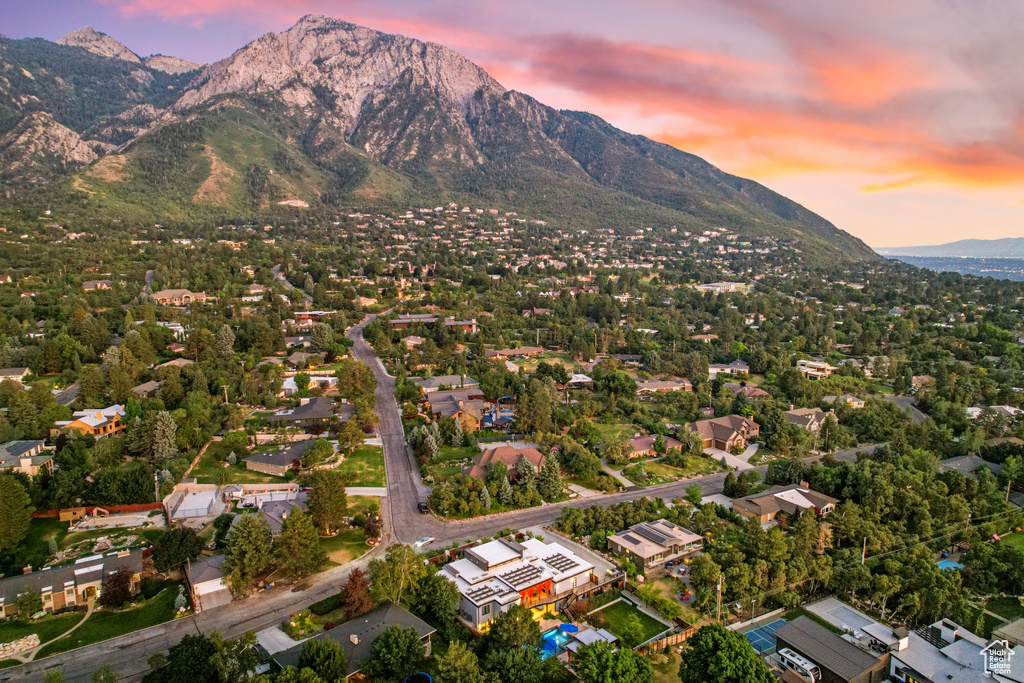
left=592, top=421, right=639, bottom=443
left=986, top=597, right=1024, bottom=621
left=346, top=495, right=380, bottom=518
left=1002, top=533, right=1024, bottom=552
left=37, top=584, right=181, bottom=657
left=190, top=447, right=286, bottom=485
left=514, top=350, right=577, bottom=373
left=436, top=445, right=478, bottom=462
left=652, top=650, right=683, bottom=683
left=565, top=472, right=621, bottom=493
left=590, top=600, right=669, bottom=644
left=0, top=612, right=84, bottom=647
left=336, top=446, right=386, bottom=487
left=621, top=457, right=720, bottom=487
left=650, top=577, right=704, bottom=624
left=321, top=529, right=370, bottom=567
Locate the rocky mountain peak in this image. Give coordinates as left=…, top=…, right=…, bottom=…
left=174, top=16, right=505, bottom=126
left=57, top=27, right=141, bottom=63
left=143, top=54, right=204, bottom=75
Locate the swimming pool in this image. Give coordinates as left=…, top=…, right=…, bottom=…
left=540, top=628, right=573, bottom=659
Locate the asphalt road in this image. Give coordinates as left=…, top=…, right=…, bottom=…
left=885, top=395, right=929, bottom=423
left=272, top=264, right=313, bottom=304
left=1, top=313, right=881, bottom=682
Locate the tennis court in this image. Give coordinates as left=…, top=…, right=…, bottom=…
left=744, top=619, right=787, bottom=653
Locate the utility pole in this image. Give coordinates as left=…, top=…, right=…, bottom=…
left=861, top=536, right=867, bottom=565
left=1007, top=480, right=1012, bottom=503
left=716, top=574, right=723, bottom=622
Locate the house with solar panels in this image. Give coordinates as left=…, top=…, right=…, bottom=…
left=606, top=520, right=703, bottom=571
left=440, top=537, right=596, bottom=631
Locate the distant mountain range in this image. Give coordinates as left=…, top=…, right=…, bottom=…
left=877, top=238, right=1024, bottom=258
left=0, top=16, right=876, bottom=261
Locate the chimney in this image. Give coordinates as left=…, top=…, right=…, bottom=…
left=95, top=412, right=103, bottom=419
left=350, top=633, right=359, bottom=645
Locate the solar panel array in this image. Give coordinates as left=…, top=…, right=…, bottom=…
left=543, top=553, right=580, bottom=572
left=499, top=563, right=544, bottom=588
left=466, top=583, right=508, bottom=602
left=632, top=523, right=671, bottom=546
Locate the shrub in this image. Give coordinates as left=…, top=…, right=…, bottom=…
left=282, top=610, right=318, bottom=640
left=309, top=593, right=345, bottom=616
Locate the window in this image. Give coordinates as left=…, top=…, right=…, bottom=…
left=482, top=605, right=490, bottom=615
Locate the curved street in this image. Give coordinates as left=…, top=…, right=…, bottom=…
left=0, top=317, right=874, bottom=682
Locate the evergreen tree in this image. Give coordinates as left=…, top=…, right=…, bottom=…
left=310, top=323, right=333, bottom=351
left=450, top=419, right=464, bottom=447
left=480, top=484, right=492, bottom=510
left=148, top=411, right=178, bottom=463
left=274, top=509, right=326, bottom=579
left=224, top=513, right=274, bottom=592
left=215, top=324, right=236, bottom=358
left=307, top=469, right=348, bottom=533
left=0, top=475, right=31, bottom=553
left=498, top=475, right=514, bottom=506
left=537, top=456, right=563, bottom=501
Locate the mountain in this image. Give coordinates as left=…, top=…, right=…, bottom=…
left=0, top=16, right=875, bottom=261
left=877, top=238, right=1024, bottom=258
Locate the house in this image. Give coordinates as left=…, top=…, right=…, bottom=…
left=708, top=360, right=749, bottom=380
left=775, top=617, right=888, bottom=683
left=688, top=415, right=760, bottom=451
left=796, top=359, right=837, bottom=380
left=726, top=383, right=770, bottom=399
left=287, top=351, right=327, bottom=369
left=244, top=440, right=337, bottom=477
left=564, top=373, right=593, bottom=390
left=939, top=455, right=1002, bottom=477
left=0, top=549, right=144, bottom=617
left=732, top=484, right=838, bottom=523
left=280, top=376, right=338, bottom=396
left=636, top=379, right=692, bottom=396
left=411, top=375, right=480, bottom=393
left=185, top=554, right=232, bottom=613
left=152, top=289, right=206, bottom=305
left=353, top=296, right=377, bottom=307
left=274, top=604, right=436, bottom=678
left=403, top=335, right=426, bottom=350
left=522, top=307, right=552, bottom=317
left=133, top=380, right=164, bottom=398
left=911, top=375, right=934, bottom=391
left=786, top=407, right=835, bottom=431
left=606, top=520, right=703, bottom=571
left=0, top=367, right=31, bottom=385
left=166, top=342, right=186, bottom=354
left=441, top=537, right=595, bottom=631
left=485, top=347, right=544, bottom=359
left=464, top=446, right=546, bottom=481
left=52, top=405, right=127, bottom=438
left=426, top=388, right=487, bottom=431
left=0, top=440, right=54, bottom=476
left=824, top=394, right=865, bottom=409
left=155, top=357, right=193, bottom=370
left=628, top=435, right=684, bottom=458
left=284, top=335, right=311, bottom=348
left=391, top=313, right=438, bottom=328
left=82, top=280, right=113, bottom=290
left=266, top=397, right=338, bottom=428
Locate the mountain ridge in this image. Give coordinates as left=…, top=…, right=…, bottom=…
left=878, top=238, right=1024, bottom=258
left=0, top=15, right=876, bottom=261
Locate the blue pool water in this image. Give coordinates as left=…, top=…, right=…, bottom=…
left=938, top=559, right=964, bottom=571
left=540, top=628, right=573, bottom=659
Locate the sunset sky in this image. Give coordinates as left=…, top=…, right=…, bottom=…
left=6, top=0, right=1024, bottom=247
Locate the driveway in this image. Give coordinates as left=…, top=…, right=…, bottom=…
left=705, top=443, right=758, bottom=472
left=885, top=395, right=928, bottom=423
left=600, top=462, right=634, bottom=489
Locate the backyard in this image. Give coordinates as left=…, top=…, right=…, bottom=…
left=321, top=528, right=371, bottom=567
left=335, top=446, right=386, bottom=487
left=592, top=421, right=639, bottom=443
left=189, top=446, right=285, bottom=485
left=620, top=456, right=721, bottom=487
left=513, top=350, right=577, bottom=373
left=37, top=582, right=182, bottom=658
left=589, top=599, right=669, bottom=644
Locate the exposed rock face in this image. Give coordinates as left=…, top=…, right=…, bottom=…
left=57, top=27, right=141, bottom=63
left=176, top=15, right=504, bottom=126
left=0, top=112, right=97, bottom=184
left=143, top=54, right=204, bottom=75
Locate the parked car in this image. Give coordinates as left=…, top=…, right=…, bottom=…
left=417, top=502, right=429, bottom=514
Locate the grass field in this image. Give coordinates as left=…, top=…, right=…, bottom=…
left=591, top=600, right=668, bottom=644
left=190, top=447, right=285, bottom=485
left=321, top=529, right=370, bottom=567
left=0, top=612, right=85, bottom=648
left=652, top=650, right=683, bottom=683
left=650, top=577, right=704, bottom=624
left=346, top=495, right=380, bottom=518
left=336, top=446, right=386, bottom=487
left=514, top=351, right=576, bottom=372
left=986, top=597, right=1024, bottom=621
left=566, top=472, right=621, bottom=493
left=592, top=422, right=639, bottom=443
left=1002, top=533, right=1024, bottom=551
left=37, top=586, right=180, bottom=658
left=436, top=445, right=478, bottom=462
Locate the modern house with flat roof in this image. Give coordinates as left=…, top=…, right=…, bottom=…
left=410, top=374, right=480, bottom=393
left=0, top=440, right=54, bottom=476
left=274, top=603, right=435, bottom=679
left=266, top=397, right=338, bottom=428
left=441, top=537, right=595, bottom=631
left=606, top=520, right=703, bottom=571
left=775, top=616, right=888, bottom=683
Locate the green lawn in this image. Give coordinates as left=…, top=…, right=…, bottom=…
left=590, top=600, right=668, bottom=644
left=965, top=606, right=1004, bottom=639
left=592, top=422, right=639, bottom=443
left=346, top=495, right=380, bottom=518
left=514, top=351, right=576, bottom=372
left=190, top=448, right=285, bottom=485
left=0, top=517, right=68, bottom=575
left=0, top=612, right=85, bottom=646
left=1002, top=533, right=1024, bottom=551
left=566, top=472, right=621, bottom=493
left=0, top=660, right=19, bottom=669
left=336, top=446, right=386, bottom=487
left=37, top=586, right=180, bottom=658
left=436, top=445, right=478, bottom=462
left=428, top=464, right=462, bottom=481
left=652, top=650, right=683, bottom=683
left=987, top=597, right=1024, bottom=621
left=321, top=529, right=370, bottom=567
